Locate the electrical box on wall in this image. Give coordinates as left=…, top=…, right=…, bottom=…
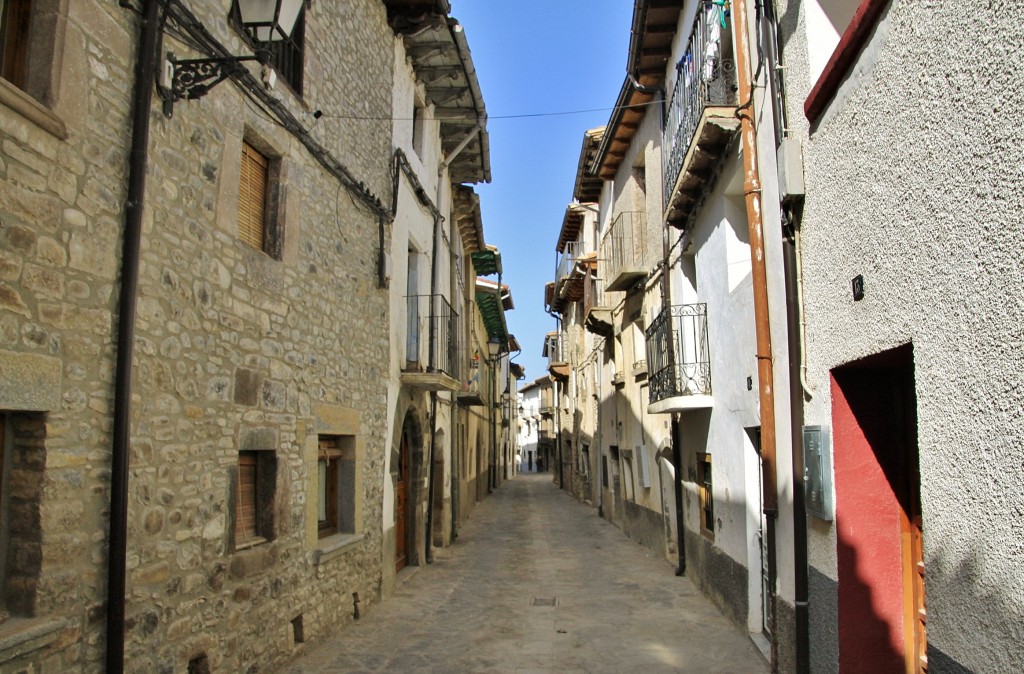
left=777, top=136, right=805, bottom=202
left=802, top=425, right=834, bottom=520
left=636, top=444, right=651, bottom=488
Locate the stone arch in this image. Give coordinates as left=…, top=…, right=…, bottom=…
left=394, top=406, right=426, bottom=569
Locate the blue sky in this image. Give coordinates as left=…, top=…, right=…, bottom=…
left=451, top=2, right=634, bottom=385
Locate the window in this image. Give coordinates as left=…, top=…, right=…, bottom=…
left=234, top=450, right=276, bottom=549
left=0, top=0, right=30, bottom=88
left=698, top=453, right=714, bottom=538
left=239, top=141, right=269, bottom=252
left=804, top=0, right=890, bottom=122
left=1, top=412, right=45, bottom=616
left=317, top=435, right=356, bottom=539
left=229, top=1, right=305, bottom=96
left=238, top=140, right=283, bottom=258
left=412, top=103, right=426, bottom=158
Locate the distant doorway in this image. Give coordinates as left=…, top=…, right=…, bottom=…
left=832, top=344, right=925, bottom=673
left=395, top=418, right=415, bottom=572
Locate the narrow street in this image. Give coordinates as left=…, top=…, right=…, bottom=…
left=277, top=474, right=768, bottom=673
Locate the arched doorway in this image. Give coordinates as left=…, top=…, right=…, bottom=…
left=396, top=413, right=421, bottom=572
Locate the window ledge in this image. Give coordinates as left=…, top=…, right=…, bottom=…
left=234, top=536, right=268, bottom=552
left=0, top=617, right=66, bottom=665
left=0, top=78, right=67, bottom=140
left=314, top=533, right=364, bottom=566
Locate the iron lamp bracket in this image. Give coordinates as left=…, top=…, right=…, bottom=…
left=161, top=50, right=269, bottom=118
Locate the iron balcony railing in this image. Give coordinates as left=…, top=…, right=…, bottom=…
left=662, top=2, right=738, bottom=207
left=405, top=294, right=458, bottom=380
left=602, top=210, right=648, bottom=291
left=584, top=268, right=609, bottom=314
left=556, top=240, right=586, bottom=284
left=545, top=332, right=566, bottom=367
left=645, top=303, right=712, bottom=403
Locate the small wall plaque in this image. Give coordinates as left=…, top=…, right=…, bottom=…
left=851, top=274, right=865, bottom=301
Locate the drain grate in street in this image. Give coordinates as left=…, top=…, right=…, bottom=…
left=530, top=597, right=559, bottom=607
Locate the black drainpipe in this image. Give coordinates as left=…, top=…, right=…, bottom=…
left=108, top=1, right=159, bottom=671
left=424, top=197, right=441, bottom=563
left=783, top=203, right=810, bottom=673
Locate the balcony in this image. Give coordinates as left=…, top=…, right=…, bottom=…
left=550, top=241, right=588, bottom=314
left=544, top=332, right=569, bottom=381
left=401, top=294, right=460, bottom=392
left=662, top=4, right=739, bottom=231
left=583, top=267, right=613, bottom=337
left=603, top=211, right=649, bottom=292
left=457, top=350, right=485, bottom=406
left=645, top=303, right=713, bottom=413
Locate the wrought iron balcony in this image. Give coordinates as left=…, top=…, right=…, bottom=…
left=645, top=303, right=713, bottom=412
left=551, top=240, right=588, bottom=313
left=662, top=2, right=739, bottom=231
left=402, top=294, right=460, bottom=392
left=603, top=210, right=649, bottom=292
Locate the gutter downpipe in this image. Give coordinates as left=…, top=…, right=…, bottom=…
left=108, top=1, right=160, bottom=671
left=733, top=0, right=780, bottom=669
left=783, top=204, right=811, bottom=674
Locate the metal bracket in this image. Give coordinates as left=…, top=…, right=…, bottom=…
left=161, top=51, right=266, bottom=118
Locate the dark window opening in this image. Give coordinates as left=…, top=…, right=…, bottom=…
left=0, top=0, right=31, bottom=88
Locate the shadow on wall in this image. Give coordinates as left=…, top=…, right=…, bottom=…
left=927, top=544, right=1015, bottom=673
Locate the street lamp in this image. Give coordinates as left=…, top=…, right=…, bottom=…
left=237, top=0, right=305, bottom=42
left=162, top=0, right=304, bottom=117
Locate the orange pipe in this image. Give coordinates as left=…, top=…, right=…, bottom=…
left=733, top=0, right=780, bottom=668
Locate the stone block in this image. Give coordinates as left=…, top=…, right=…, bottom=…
left=233, top=368, right=260, bottom=406
left=132, top=562, right=170, bottom=586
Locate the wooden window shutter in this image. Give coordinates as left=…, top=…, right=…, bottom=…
left=0, top=0, right=33, bottom=88
left=236, top=452, right=258, bottom=544
left=238, top=142, right=268, bottom=251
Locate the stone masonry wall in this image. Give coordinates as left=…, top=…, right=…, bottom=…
left=1, top=1, right=397, bottom=672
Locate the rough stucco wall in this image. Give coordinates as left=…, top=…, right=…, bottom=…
left=779, top=0, right=1024, bottom=670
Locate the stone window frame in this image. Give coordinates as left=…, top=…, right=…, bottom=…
left=0, top=0, right=68, bottom=139
left=231, top=448, right=277, bottom=551
left=316, top=434, right=357, bottom=540
left=238, top=132, right=285, bottom=260
left=311, top=406, right=366, bottom=566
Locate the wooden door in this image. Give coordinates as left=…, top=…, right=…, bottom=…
left=901, top=377, right=927, bottom=674
left=395, top=432, right=409, bottom=572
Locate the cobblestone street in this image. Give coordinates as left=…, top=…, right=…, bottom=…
left=277, top=474, right=768, bottom=673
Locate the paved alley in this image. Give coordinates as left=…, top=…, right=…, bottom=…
left=277, top=474, right=768, bottom=673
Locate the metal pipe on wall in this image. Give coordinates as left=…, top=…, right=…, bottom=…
left=108, top=2, right=160, bottom=671
left=732, top=0, right=780, bottom=668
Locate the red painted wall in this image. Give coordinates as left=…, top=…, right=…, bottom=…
left=832, top=373, right=906, bottom=672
